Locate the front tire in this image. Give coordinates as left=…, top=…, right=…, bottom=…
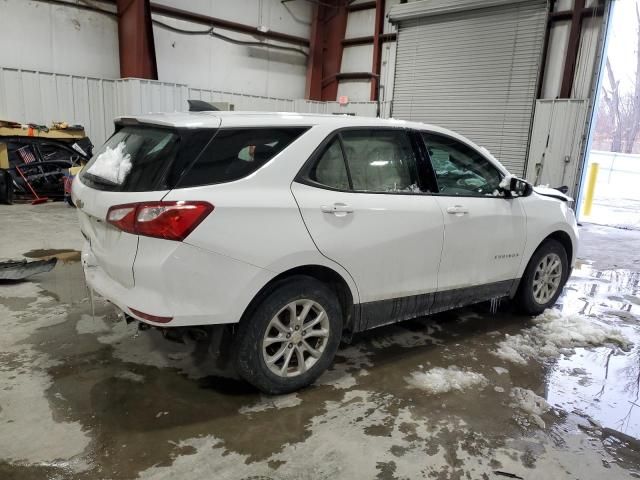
left=232, top=276, right=343, bottom=394
left=515, top=239, right=569, bottom=315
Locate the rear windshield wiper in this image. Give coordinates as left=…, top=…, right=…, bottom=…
left=82, top=172, right=119, bottom=188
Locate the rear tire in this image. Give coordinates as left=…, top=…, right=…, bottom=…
left=515, top=239, right=569, bottom=315
left=231, top=276, right=342, bottom=394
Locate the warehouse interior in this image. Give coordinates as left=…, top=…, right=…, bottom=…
left=1, top=0, right=640, bottom=479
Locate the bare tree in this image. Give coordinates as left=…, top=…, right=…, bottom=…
left=598, top=3, right=640, bottom=153
left=627, top=2, right=640, bottom=153
left=602, top=59, right=623, bottom=151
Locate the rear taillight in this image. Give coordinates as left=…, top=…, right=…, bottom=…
left=107, top=201, right=213, bottom=241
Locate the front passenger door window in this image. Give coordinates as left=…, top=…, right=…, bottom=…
left=422, top=132, right=502, bottom=197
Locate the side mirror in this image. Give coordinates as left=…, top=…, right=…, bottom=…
left=502, top=176, right=532, bottom=198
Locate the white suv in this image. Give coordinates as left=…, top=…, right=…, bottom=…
left=73, top=112, right=578, bottom=393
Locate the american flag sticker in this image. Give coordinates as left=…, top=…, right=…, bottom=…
left=64, top=175, right=73, bottom=194
left=17, top=146, right=37, bottom=164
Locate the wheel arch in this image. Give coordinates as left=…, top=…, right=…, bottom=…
left=544, top=230, right=574, bottom=266
left=240, top=264, right=356, bottom=332
left=512, top=229, right=575, bottom=297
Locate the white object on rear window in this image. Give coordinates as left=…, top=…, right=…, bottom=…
left=86, top=142, right=132, bottom=184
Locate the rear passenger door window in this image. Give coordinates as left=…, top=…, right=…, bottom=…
left=306, top=129, right=421, bottom=193
left=421, top=132, right=503, bottom=197
left=341, top=130, right=419, bottom=193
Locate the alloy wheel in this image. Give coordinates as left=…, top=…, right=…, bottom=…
left=532, top=253, right=562, bottom=304
left=262, top=299, right=330, bottom=377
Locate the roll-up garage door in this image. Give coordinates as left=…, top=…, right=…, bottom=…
left=390, top=0, right=547, bottom=175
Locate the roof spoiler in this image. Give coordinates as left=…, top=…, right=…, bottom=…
left=188, top=100, right=220, bottom=112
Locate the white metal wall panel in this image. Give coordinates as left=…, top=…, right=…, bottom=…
left=391, top=1, right=547, bottom=174
left=526, top=99, right=589, bottom=197
left=0, top=67, right=385, bottom=150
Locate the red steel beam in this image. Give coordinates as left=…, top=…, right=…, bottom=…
left=149, top=2, right=310, bottom=47
left=305, top=4, right=324, bottom=99
left=86, top=0, right=310, bottom=47
left=305, top=1, right=349, bottom=101
left=370, top=0, right=385, bottom=101
left=116, top=0, right=158, bottom=79
left=559, top=0, right=586, bottom=98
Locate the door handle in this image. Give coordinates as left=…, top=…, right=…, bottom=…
left=446, top=205, right=469, bottom=216
left=321, top=203, right=353, bottom=216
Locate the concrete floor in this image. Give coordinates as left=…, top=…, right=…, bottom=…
left=1, top=203, right=640, bottom=480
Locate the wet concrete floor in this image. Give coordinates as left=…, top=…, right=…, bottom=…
left=1, top=204, right=640, bottom=479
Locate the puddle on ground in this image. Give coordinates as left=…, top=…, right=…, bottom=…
left=2, top=258, right=640, bottom=478
left=546, top=263, right=640, bottom=439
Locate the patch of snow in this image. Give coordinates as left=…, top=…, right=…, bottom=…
left=493, top=366, right=509, bottom=375
left=499, top=174, right=514, bottom=190
left=86, top=141, right=132, bottom=184
left=493, top=309, right=630, bottom=364
left=510, top=387, right=550, bottom=428
left=397, top=183, right=421, bottom=193
left=405, top=366, right=488, bottom=394
left=494, top=386, right=505, bottom=393
left=115, top=370, right=145, bottom=383
left=317, top=368, right=357, bottom=390
left=0, top=281, right=42, bottom=299
left=239, top=393, right=302, bottom=414
left=75, top=314, right=110, bottom=335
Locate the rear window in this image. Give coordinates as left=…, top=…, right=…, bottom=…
left=80, top=126, right=214, bottom=192
left=176, top=127, right=309, bottom=188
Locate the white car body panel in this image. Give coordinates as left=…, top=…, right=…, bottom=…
left=73, top=177, right=168, bottom=288
left=516, top=193, right=579, bottom=277
left=291, top=182, right=444, bottom=303
left=434, top=196, right=527, bottom=290
left=73, top=111, right=578, bottom=329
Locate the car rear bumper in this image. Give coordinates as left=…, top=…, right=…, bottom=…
left=81, top=238, right=273, bottom=327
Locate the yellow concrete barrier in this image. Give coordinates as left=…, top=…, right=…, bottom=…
left=582, top=162, right=599, bottom=216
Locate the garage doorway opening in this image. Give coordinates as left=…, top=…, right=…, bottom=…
left=581, top=0, right=640, bottom=230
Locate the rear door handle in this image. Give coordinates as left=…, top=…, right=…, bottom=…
left=446, top=205, right=469, bottom=216
left=321, top=203, right=354, bottom=216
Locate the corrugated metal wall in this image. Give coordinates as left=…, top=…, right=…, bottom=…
left=525, top=99, right=589, bottom=197
left=390, top=0, right=547, bottom=175
left=0, top=68, right=387, bottom=148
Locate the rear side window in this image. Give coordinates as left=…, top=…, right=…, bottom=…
left=309, top=138, right=350, bottom=190
left=177, top=127, right=309, bottom=188
left=80, top=126, right=213, bottom=192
